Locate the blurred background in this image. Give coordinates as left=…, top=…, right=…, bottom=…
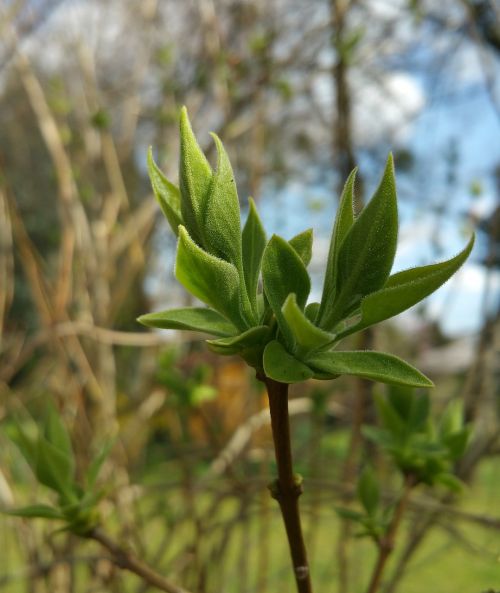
left=0, top=0, right=499, bottom=592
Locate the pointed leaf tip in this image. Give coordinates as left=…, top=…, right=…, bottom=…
left=178, top=107, right=212, bottom=247
left=306, top=350, right=434, bottom=388
left=201, top=132, right=242, bottom=266
left=337, top=234, right=475, bottom=339
left=147, top=147, right=183, bottom=235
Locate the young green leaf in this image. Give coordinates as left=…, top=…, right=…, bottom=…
left=242, top=198, right=267, bottom=313
left=179, top=107, right=212, bottom=246
left=86, top=440, right=115, bottom=489
left=34, top=438, right=76, bottom=502
left=443, top=430, right=470, bottom=462
left=202, top=133, right=243, bottom=267
left=3, top=504, right=64, bottom=520
left=439, top=400, right=465, bottom=438
left=374, top=393, right=407, bottom=438
left=305, top=302, right=320, bottom=322
left=44, top=405, right=73, bottom=463
left=317, top=168, right=356, bottom=326
left=386, top=387, right=430, bottom=432
left=434, top=473, right=464, bottom=492
left=337, top=235, right=475, bottom=338
left=6, top=423, right=38, bottom=470
left=263, top=340, right=314, bottom=383
left=357, top=467, right=380, bottom=516
left=306, top=350, right=434, bottom=388
left=322, top=156, right=398, bottom=329
left=281, top=293, right=335, bottom=353
left=175, top=226, right=245, bottom=329
left=138, top=307, right=238, bottom=337
left=335, top=507, right=365, bottom=522
left=408, top=393, right=430, bottom=432
left=262, top=235, right=311, bottom=349
left=206, top=326, right=270, bottom=355
left=289, top=228, right=313, bottom=266
left=147, top=147, right=183, bottom=235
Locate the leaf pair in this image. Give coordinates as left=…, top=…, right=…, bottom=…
left=315, top=156, right=474, bottom=336
left=262, top=340, right=433, bottom=388
left=316, top=158, right=397, bottom=330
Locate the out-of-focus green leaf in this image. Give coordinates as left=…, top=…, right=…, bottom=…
left=281, top=294, right=334, bottom=354
left=443, top=430, right=470, bottom=461
left=263, top=340, right=314, bottom=383
left=34, top=438, right=76, bottom=502
left=175, top=226, right=245, bottom=329
left=439, top=400, right=465, bottom=438
left=306, top=350, right=433, bottom=388
left=138, top=307, right=238, bottom=337
left=86, top=440, right=115, bottom=489
left=6, top=423, right=37, bottom=470
left=44, top=405, right=73, bottom=463
left=387, top=387, right=430, bottom=432
left=317, top=169, right=356, bottom=326
left=337, top=235, right=475, bottom=338
left=3, top=504, right=64, bottom=520
left=179, top=107, right=212, bottom=246
left=434, top=473, right=464, bottom=492
left=289, top=229, right=313, bottom=266
left=147, top=148, right=183, bottom=235
left=262, top=235, right=311, bottom=349
left=323, top=156, right=398, bottom=328
left=408, top=393, right=430, bottom=431
left=362, top=425, right=395, bottom=448
left=203, top=133, right=242, bottom=267
left=376, top=394, right=408, bottom=438
left=357, top=467, right=380, bottom=516
left=386, top=385, right=414, bottom=421
left=242, top=198, right=267, bottom=313
left=335, top=507, right=365, bottom=522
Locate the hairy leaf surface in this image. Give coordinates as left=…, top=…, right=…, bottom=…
left=179, top=107, right=212, bottom=246
left=281, top=294, right=335, bottom=353
left=138, top=307, right=238, bottom=337
left=317, top=169, right=356, bottom=325
left=175, top=226, right=243, bottom=328
left=289, top=228, right=313, bottom=266
left=306, top=350, right=433, bottom=388
left=323, top=156, right=398, bottom=328
left=203, top=133, right=242, bottom=266
left=242, top=198, right=267, bottom=314
left=262, top=235, right=311, bottom=348
left=337, top=235, right=475, bottom=338
left=263, top=340, right=314, bottom=383
left=206, top=326, right=270, bottom=355
left=147, top=148, right=183, bottom=235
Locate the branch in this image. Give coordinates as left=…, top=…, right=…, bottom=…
left=87, top=528, right=193, bottom=593
left=263, top=377, right=313, bottom=593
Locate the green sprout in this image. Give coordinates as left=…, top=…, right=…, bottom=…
left=139, top=107, right=474, bottom=389
left=4, top=406, right=111, bottom=535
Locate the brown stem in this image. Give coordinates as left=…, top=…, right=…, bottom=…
left=365, top=475, right=416, bottom=593
left=87, top=528, right=192, bottom=593
left=263, top=377, right=313, bottom=593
